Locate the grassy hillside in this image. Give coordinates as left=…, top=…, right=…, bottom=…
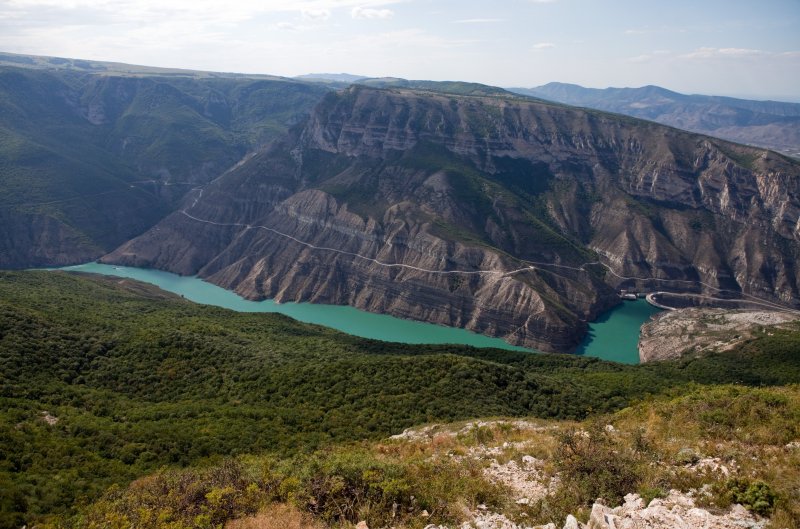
left=31, top=385, right=800, bottom=529
left=1, top=271, right=799, bottom=527
left=0, top=65, right=328, bottom=267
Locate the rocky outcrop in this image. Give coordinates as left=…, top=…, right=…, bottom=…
left=393, top=416, right=778, bottom=529
left=639, top=308, right=799, bottom=362
left=583, top=492, right=766, bottom=529
left=450, top=493, right=765, bottom=529
left=105, top=85, right=800, bottom=351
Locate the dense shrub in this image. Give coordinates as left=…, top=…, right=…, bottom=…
left=48, top=446, right=503, bottom=529
left=553, top=423, right=643, bottom=507
left=721, top=478, right=777, bottom=516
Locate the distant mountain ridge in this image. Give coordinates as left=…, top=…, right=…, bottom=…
left=509, top=82, right=800, bottom=157
left=0, top=50, right=288, bottom=79
left=295, top=73, right=368, bottom=83
left=297, top=73, right=514, bottom=97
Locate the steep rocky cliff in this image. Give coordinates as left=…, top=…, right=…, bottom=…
left=106, top=85, right=800, bottom=351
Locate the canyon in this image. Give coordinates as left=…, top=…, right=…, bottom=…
left=104, top=84, right=800, bottom=351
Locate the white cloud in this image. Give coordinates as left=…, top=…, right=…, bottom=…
left=351, top=6, right=394, bottom=19
left=301, top=8, right=331, bottom=20
left=275, top=21, right=300, bottom=30
left=627, top=50, right=672, bottom=63
left=311, top=28, right=476, bottom=70
left=718, top=47, right=764, bottom=56
left=681, top=47, right=765, bottom=59
left=346, top=28, right=474, bottom=49
left=452, top=18, right=504, bottom=24
left=2, top=0, right=400, bottom=25
left=624, top=26, right=691, bottom=37
left=2, top=0, right=797, bottom=100
left=627, top=54, right=651, bottom=63
left=626, top=47, right=773, bottom=63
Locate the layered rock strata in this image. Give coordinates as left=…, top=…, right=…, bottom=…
left=106, top=86, right=800, bottom=351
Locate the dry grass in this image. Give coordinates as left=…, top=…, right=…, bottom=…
left=58, top=386, right=800, bottom=529
left=377, top=386, right=800, bottom=528
left=226, top=503, right=324, bottom=529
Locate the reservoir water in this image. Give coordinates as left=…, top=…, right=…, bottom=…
left=59, top=262, right=659, bottom=364
left=574, top=299, right=663, bottom=364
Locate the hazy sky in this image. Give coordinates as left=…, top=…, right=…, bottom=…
left=1, top=0, right=799, bottom=100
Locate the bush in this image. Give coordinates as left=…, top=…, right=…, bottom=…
left=4, top=272, right=800, bottom=526
left=270, top=446, right=502, bottom=528
left=56, top=460, right=267, bottom=529
left=637, top=486, right=666, bottom=507
left=57, top=445, right=505, bottom=529
left=284, top=449, right=412, bottom=526
left=674, top=447, right=700, bottom=465
left=553, top=423, right=643, bottom=507
left=722, top=478, right=777, bottom=516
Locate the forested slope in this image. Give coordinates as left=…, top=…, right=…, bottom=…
left=1, top=271, right=799, bottom=526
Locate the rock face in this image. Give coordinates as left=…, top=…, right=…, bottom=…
left=106, top=85, right=800, bottom=352
left=639, top=308, right=799, bottom=362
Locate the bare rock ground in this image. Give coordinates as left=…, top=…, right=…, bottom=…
left=639, top=308, right=798, bottom=362
left=396, top=420, right=771, bottom=529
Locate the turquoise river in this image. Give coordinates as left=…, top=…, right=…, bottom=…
left=60, top=263, right=662, bottom=364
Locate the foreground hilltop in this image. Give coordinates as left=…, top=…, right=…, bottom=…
left=39, top=385, right=800, bottom=529
left=2, top=271, right=799, bottom=527
left=107, top=83, right=800, bottom=351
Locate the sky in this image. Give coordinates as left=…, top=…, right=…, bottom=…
left=1, top=0, right=799, bottom=101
